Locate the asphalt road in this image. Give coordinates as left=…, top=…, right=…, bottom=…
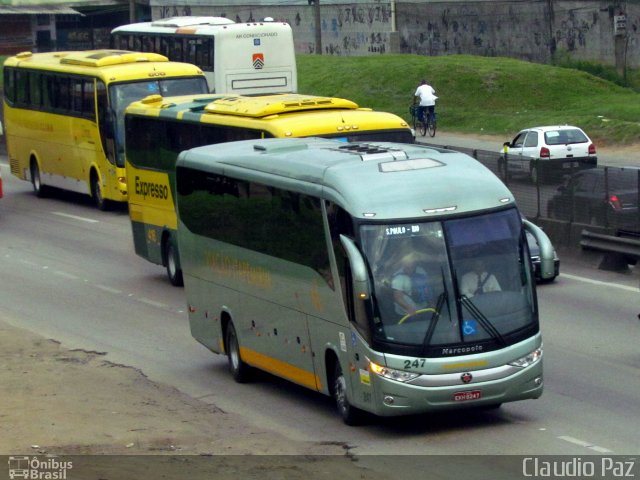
left=1, top=160, right=639, bottom=470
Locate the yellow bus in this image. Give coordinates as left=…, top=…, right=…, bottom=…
left=2, top=50, right=208, bottom=209
left=125, top=92, right=414, bottom=285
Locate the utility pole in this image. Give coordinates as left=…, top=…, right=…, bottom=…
left=314, top=0, right=322, bottom=54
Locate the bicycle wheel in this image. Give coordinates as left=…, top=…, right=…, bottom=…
left=428, top=118, right=436, bottom=137
left=419, top=119, right=427, bottom=137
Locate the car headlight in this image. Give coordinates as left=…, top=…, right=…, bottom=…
left=508, top=347, right=543, bottom=368
left=369, top=360, right=420, bottom=382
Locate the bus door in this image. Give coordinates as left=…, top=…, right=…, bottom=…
left=96, top=81, right=116, bottom=167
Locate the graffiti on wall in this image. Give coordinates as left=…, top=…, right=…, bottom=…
left=554, top=11, right=597, bottom=52
left=151, top=1, right=640, bottom=67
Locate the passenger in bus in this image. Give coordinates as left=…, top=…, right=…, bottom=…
left=460, top=258, right=501, bottom=298
left=391, top=252, right=431, bottom=316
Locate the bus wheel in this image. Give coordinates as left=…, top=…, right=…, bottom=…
left=30, top=161, right=47, bottom=197
left=91, top=173, right=109, bottom=211
left=226, top=322, right=251, bottom=383
left=164, top=241, right=184, bottom=287
left=333, top=362, right=362, bottom=425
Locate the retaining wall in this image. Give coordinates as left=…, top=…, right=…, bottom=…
left=151, top=0, right=640, bottom=68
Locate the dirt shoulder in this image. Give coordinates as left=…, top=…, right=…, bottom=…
left=0, top=319, right=372, bottom=478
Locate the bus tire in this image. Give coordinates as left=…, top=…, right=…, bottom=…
left=226, top=322, right=251, bottom=383
left=164, top=241, right=184, bottom=287
left=91, top=172, right=109, bottom=211
left=332, top=362, right=363, bottom=426
left=30, top=160, right=47, bottom=197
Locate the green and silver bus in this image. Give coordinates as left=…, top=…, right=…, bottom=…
left=175, top=137, right=550, bottom=423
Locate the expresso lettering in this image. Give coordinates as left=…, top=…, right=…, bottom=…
left=135, top=176, right=169, bottom=200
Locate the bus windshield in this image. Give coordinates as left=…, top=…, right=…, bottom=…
left=360, top=208, right=536, bottom=355
left=111, top=77, right=207, bottom=166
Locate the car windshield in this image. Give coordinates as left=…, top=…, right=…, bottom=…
left=544, top=129, right=588, bottom=145
left=359, top=208, right=537, bottom=355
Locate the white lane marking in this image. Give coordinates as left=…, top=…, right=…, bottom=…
left=561, top=273, right=639, bottom=293
left=558, top=435, right=613, bottom=453
left=95, top=284, right=122, bottom=295
left=52, top=211, right=99, bottom=223
left=53, top=270, right=79, bottom=280
left=138, top=297, right=167, bottom=309
left=590, top=445, right=614, bottom=453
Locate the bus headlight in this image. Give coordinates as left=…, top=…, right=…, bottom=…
left=508, top=347, right=543, bottom=368
left=369, top=360, right=420, bottom=383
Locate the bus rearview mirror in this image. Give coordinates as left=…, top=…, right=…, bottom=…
left=339, top=234, right=371, bottom=300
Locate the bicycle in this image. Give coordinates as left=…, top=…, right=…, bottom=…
left=409, top=105, right=436, bottom=138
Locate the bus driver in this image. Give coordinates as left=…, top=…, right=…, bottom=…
left=391, top=252, right=430, bottom=317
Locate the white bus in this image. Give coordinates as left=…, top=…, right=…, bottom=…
left=111, top=16, right=297, bottom=95
left=176, top=137, right=552, bottom=424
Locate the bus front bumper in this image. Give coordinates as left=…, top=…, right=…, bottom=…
left=365, top=361, right=543, bottom=417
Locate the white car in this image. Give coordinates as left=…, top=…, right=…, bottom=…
left=499, top=125, right=597, bottom=183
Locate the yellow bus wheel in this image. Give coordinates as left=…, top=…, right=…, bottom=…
left=30, top=160, right=48, bottom=198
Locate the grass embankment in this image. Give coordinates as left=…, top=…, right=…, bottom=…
left=297, top=54, right=640, bottom=146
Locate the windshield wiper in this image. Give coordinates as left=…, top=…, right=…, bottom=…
left=459, top=294, right=507, bottom=346
left=421, top=267, right=450, bottom=347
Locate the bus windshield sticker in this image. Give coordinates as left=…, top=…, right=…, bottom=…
left=462, top=319, right=478, bottom=337
left=339, top=332, right=347, bottom=352
left=385, top=224, right=421, bottom=237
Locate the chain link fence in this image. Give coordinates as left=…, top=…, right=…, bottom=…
left=423, top=143, right=640, bottom=248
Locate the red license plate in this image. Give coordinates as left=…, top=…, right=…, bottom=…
left=453, top=390, right=482, bottom=402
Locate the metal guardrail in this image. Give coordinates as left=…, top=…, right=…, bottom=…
left=580, top=229, right=640, bottom=271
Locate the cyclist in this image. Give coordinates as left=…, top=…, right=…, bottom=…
left=413, top=79, right=438, bottom=128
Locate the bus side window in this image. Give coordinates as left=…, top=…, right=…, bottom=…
left=4, top=68, right=16, bottom=104
left=29, top=72, right=42, bottom=108
left=82, top=79, right=96, bottom=121
left=160, top=37, right=171, bottom=57
left=71, top=78, right=84, bottom=116
left=15, top=69, right=30, bottom=106
left=53, top=76, right=71, bottom=112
